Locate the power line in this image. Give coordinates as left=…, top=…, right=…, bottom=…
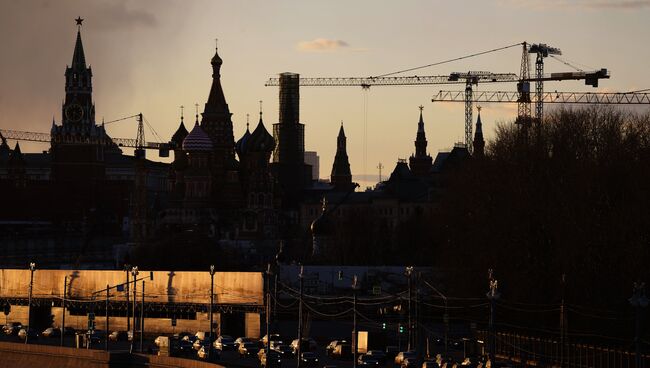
left=374, top=42, right=523, bottom=78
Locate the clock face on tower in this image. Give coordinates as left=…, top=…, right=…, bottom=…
left=65, top=104, right=84, bottom=122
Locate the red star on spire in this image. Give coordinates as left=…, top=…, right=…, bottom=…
left=75, top=16, right=84, bottom=26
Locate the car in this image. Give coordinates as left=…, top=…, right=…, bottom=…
left=261, top=333, right=282, bottom=346
left=42, top=327, right=61, bottom=338
left=239, top=341, right=260, bottom=357
left=358, top=354, right=380, bottom=366
left=109, top=331, right=129, bottom=341
left=422, top=360, right=440, bottom=368
left=197, top=345, right=220, bottom=361
left=193, top=337, right=213, bottom=351
left=385, top=345, right=400, bottom=361
left=176, top=339, right=195, bottom=356
left=214, top=335, right=236, bottom=350
left=402, top=357, right=422, bottom=368
left=300, top=352, right=319, bottom=367
left=17, top=327, right=38, bottom=340
left=195, top=331, right=211, bottom=341
left=395, top=351, right=418, bottom=365
left=260, top=349, right=283, bottom=368
left=86, top=330, right=104, bottom=345
left=332, top=343, right=352, bottom=359
left=63, top=327, right=76, bottom=336
left=365, top=350, right=387, bottom=364
left=3, top=322, right=22, bottom=335
left=273, top=344, right=294, bottom=358
left=326, top=340, right=347, bottom=356
left=290, top=337, right=317, bottom=353
left=235, top=336, right=254, bottom=348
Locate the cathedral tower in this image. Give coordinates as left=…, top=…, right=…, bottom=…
left=409, top=106, right=433, bottom=176
left=330, top=122, right=354, bottom=191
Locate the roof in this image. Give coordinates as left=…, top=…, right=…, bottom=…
left=182, top=123, right=213, bottom=152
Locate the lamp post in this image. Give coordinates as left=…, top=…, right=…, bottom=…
left=209, top=265, right=215, bottom=342
left=352, top=275, right=359, bottom=368
left=486, top=269, right=500, bottom=363
left=629, top=281, right=648, bottom=368
left=26, top=262, right=35, bottom=344
left=423, top=280, right=449, bottom=357
left=266, top=263, right=274, bottom=357
left=130, top=266, right=139, bottom=354
left=124, top=264, right=131, bottom=333
left=61, top=275, right=67, bottom=347
left=297, top=265, right=304, bottom=368
left=405, top=266, right=413, bottom=351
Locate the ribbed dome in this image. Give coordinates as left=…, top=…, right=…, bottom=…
left=248, top=114, right=275, bottom=152
left=182, top=123, right=213, bottom=152
left=171, top=119, right=188, bottom=147
left=235, top=125, right=251, bottom=156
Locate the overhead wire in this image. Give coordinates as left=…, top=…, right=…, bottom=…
left=374, top=42, right=523, bottom=78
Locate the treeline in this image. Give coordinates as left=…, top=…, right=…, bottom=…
left=435, top=107, right=650, bottom=340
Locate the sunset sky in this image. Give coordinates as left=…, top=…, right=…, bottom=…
left=2, top=0, right=649, bottom=187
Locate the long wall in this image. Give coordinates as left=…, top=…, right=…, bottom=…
left=0, top=269, right=263, bottom=337
left=0, top=269, right=263, bottom=305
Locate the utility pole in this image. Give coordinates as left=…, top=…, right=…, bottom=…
left=105, top=284, right=109, bottom=351
left=560, top=273, right=566, bottom=367
left=26, top=262, right=35, bottom=344
left=352, top=275, right=359, bottom=368
left=140, top=280, right=144, bottom=353
left=297, top=266, right=304, bottom=368
left=61, top=275, right=67, bottom=347
left=629, top=281, right=648, bottom=368
left=125, top=264, right=130, bottom=333
left=266, top=263, right=273, bottom=357
left=486, top=269, right=500, bottom=363
left=209, top=265, right=215, bottom=342
left=405, top=266, right=413, bottom=351
left=130, top=266, right=138, bottom=354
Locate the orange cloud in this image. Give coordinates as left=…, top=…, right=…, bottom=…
left=297, top=38, right=349, bottom=52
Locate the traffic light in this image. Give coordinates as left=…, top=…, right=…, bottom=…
left=399, top=324, right=404, bottom=334
left=382, top=322, right=386, bottom=330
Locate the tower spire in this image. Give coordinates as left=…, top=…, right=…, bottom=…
left=331, top=121, right=353, bottom=191
left=409, top=105, right=433, bottom=176
left=473, top=106, right=485, bottom=157
left=72, top=17, right=87, bottom=70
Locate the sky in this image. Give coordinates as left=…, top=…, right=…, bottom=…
left=1, top=0, right=650, bottom=188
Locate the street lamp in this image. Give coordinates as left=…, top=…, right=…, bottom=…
left=26, top=262, right=35, bottom=344
left=486, top=269, right=500, bottom=363
left=266, top=263, right=275, bottom=357
left=629, top=281, right=648, bottom=368
left=124, top=264, right=131, bottom=333
left=405, top=266, right=414, bottom=351
left=209, top=265, right=215, bottom=343
left=423, top=280, right=449, bottom=358
left=352, top=275, right=359, bottom=368
left=297, top=265, right=304, bottom=368
left=130, top=266, right=139, bottom=354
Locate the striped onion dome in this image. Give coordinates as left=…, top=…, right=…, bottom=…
left=182, top=122, right=213, bottom=152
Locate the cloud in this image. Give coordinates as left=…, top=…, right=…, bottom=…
left=297, top=38, right=349, bottom=52
left=500, top=0, right=650, bottom=10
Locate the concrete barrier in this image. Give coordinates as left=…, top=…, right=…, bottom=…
left=0, top=341, right=225, bottom=368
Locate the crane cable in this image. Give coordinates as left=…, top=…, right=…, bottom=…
left=374, top=42, right=523, bottom=78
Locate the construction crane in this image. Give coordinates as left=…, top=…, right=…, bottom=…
left=0, top=113, right=170, bottom=157
left=265, top=66, right=609, bottom=153
left=432, top=90, right=650, bottom=104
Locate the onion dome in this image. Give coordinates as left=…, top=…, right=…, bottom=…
left=182, top=122, right=213, bottom=152
left=235, top=121, right=251, bottom=157
left=310, top=198, right=333, bottom=237
left=171, top=116, right=188, bottom=148
left=248, top=111, right=275, bottom=152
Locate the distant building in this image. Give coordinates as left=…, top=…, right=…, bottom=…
left=304, top=151, right=319, bottom=180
